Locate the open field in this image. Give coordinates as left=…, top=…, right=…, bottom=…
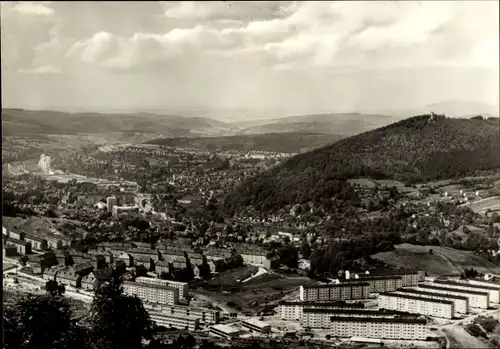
left=372, top=243, right=500, bottom=276
left=462, top=196, right=500, bottom=213
left=195, top=271, right=317, bottom=315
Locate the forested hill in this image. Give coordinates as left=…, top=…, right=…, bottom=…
left=224, top=114, right=500, bottom=212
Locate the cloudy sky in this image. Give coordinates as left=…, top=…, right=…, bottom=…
left=1, top=1, right=498, bottom=115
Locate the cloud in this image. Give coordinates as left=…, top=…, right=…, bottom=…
left=63, top=1, right=498, bottom=74
left=13, top=2, right=54, bottom=16
left=18, top=65, right=62, bottom=74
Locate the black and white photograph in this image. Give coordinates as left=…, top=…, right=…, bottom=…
left=1, top=1, right=499, bottom=349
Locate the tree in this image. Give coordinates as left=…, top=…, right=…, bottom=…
left=45, top=280, right=66, bottom=297
left=88, top=270, right=156, bottom=349
left=300, top=241, right=312, bottom=259
left=4, top=294, right=85, bottom=349
left=278, top=245, right=299, bottom=268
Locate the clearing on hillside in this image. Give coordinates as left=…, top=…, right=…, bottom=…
left=372, top=243, right=500, bottom=276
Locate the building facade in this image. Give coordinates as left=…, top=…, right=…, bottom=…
left=379, top=292, right=454, bottom=319
left=433, top=279, right=500, bottom=304
left=329, top=317, right=427, bottom=340
left=394, top=289, right=469, bottom=315
left=278, top=301, right=365, bottom=320
left=299, top=283, right=370, bottom=302
left=148, top=311, right=199, bottom=331
left=135, top=277, right=189, bottom=299
left=417, top=284, right=489, bottom=309
left=123, top=281, right=179, bottom=305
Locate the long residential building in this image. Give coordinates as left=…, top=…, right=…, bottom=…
left=299, top=283, right=370, bottom=302
left=278, top=301, right=364, bottom=320
left=394, top=289, right=469, bottom=315
left=329, top=317, right=427, bottom=340
left=378, top=292, right=454, bottom=319
left=135, top=277, right=189, bottom=299
left=416, top=284, right=489, bottom=309
left=145, top=303, right=220, bottom=324
left=339, top=276, right=404, bottom=294
left=433, top=279, right=500, bottom=304
left=302, top=308, right=417, bottom=328
left=123, top=281, right=179, bottom=305
left=148, top=311, right=199, bottom=331
left=349, top=270, right=423, bottom=287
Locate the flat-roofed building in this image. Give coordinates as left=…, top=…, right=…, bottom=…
left=278, top=301, right=365, bottom=320
left=351, top=270, right=422, bottom=287
left=433, top=279, right=500, bottom=304
left=145, top=303, right=220, bottom=324
left=340, top=276, right=403, bottom=294
left=302, top=308, right=416, bottom=328
left=329, top=317, right=427, bottom=340
left=123, top=281, right=179, bottom=305
left=135, top=277, right=189, bottom=299
left=394, top=289, right=469, bottom=315
left=299, top=283, right=370, bottom=302
left=148, top=311, right=199, bottom=331
left=241, top=318, right=271, bottom=333
left=210, top=324, right=241, bottom=339
left=417, top=284, right=489, bottom=309
left=378, top=292, right=454, bottom=319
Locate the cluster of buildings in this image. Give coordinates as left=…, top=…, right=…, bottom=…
left=283, top=269, right=434, bottom=340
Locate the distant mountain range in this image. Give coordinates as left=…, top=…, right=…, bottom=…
left=1, top=109, right=232, bottom=137
left=145, top=132, right=343, bottom=154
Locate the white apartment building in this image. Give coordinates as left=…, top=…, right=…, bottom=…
left=433, top=279, right=500, bottom=304
left=299, top=283, right=370, bottom=302
left=210, top=324, right=241, bottom=339
left=278, top=301, right=365, bottom=320
left=329, top=317, right=427, bottom=340
left=145, top=303, right=220, bottom=324
left=148, top=311, right=199, bottom=331
left=417, top=284, right=489, bottom=309
left=339, top=276, right=404, bottom=294
left=378, top=292, right=454, bottom=319
left=394, top=289, right=469, bottom=315
left=350, top=270, right=422, bottom=287
left=123, top=281, right=179, bottom=305
left=301, top=308, right=412, bottom=329
left=135, top=277, right=189, bottom=299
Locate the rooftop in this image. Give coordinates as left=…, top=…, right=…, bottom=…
left=329, top=316, right=427, bottom=324
left=418, top=284, right=490, bottom=296
left=148, top=311, right=199, bottom=321
left=241, top=318, right=270, bottom=328
left=434, top=279, right=500, bottom=291
left=379, top=292, right=453, bottom=305
left=210, top=324, right=240, bottom=335
left=279, top=301, right=365, bottom=308
left=302, top=282, right=370, bottom=289
left=395, top=289, right=468, bottom=300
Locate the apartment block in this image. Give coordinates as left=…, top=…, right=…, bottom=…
left=433, top=279, right=500, bottom=304
left=301, top=308, right=415, bottom=328
left=278, top=301, right=364, bottom=320
left=135, top=277, right=189, bottom=299
left=379, top=292, right=454, bottom=319
left=241, top=318, right=271, bottom=334
left=417, top=284, right=489, bottom=309
left=394, top=289, right=469, bottom=315
left=148, top=311, right=199, bottom=331
left=145, top=303, right=220, bottom=324
left=299, top=283, right=370, bottom=302
left=340, top=276, right=404, bottom=294
left=123, top=281, right=179, bottom=305
left=329, top=317, right=427, bottom=340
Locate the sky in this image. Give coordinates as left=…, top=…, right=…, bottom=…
left=1, top=1, right=499, bottom=116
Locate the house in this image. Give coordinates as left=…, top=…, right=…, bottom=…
left=5, top=237, right=32, bottom=255
left=8, top=228, right=26, bottom=241
left=126, top=248, right=160, bottom=262
left=43, top=267, right=58, bottom=281
left=155, top=260, right=171, bottom=274
left=57, top=266, right=82, bottom=288
left=95, top=251, right=114, bottom=265
left=117, top=253, right=134, bottom=267
left=263, top=256, right=281, bottom=269
left=3, top=245, right=17, bottom=258
left=46, top=236, right=65, bottom=250
left=24, top=234, right=47, bottom=250
left=81, top=267, right=113, bottom=291
left=74, top=261, right=94, bottom=276
left=135, top=256, right=155, bottom=271
left=26, top=255, right=44, bottom=274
